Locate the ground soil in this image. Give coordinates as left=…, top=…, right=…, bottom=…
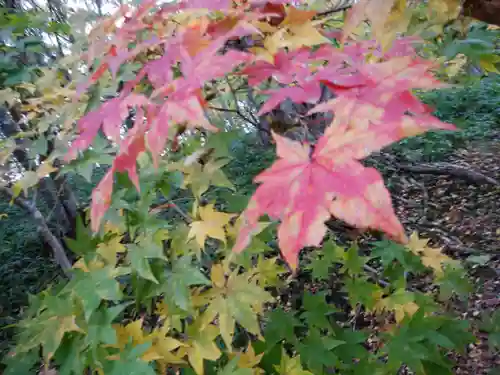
left=386, top=135, right=500, bottom=374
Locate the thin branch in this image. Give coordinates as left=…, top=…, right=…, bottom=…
left=314, top=4, right=353, bottom=19
left=150, top=200, right=193, bottom=224
left=226, top=79, right=260, bottom=126
left=208, top=105, right=258, bottom=126
left=169, top=201, right=193, bottom=224
left=363, top=264, right=389, bottom=288
left=208, top=106, right=240, bottom=114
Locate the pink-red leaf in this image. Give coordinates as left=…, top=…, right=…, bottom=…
left=258, top=82, right=321, bottom=115
left=233, top=132, right=408, bottom=269
left=67, top=94, right=150, bottom=160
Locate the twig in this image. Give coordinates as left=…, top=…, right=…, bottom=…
left=208, top=105, right=258, bottom=127
left=363, top=264, right=390, bottom=288
left=226, top=78, right=260, bottom=126
left=418, top=224, right=481, bottom=255
left=169, top=201, right=193, bottom=224
left=397, top=162, right=500, bottom=186
left=314, top=4, right=353, bottom=19
left=150, top=199, right=193, bottom=223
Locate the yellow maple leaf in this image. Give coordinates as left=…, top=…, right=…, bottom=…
left=479, top=56, right=500, bottom=73
left=406, top=232, right=452, bottom=276
left=176, top=321, right=221, bottom=375
left=0, top=88, right=20, bottom=106
left=114, top=319, right=186, bottom=363
left=407, top=231, right=430, bottom=252
left=104, top=221, right=124, bottom=235
left=275, top=348, right=313, bottom=375
left=394, top=301, right=419, bottom=323
left=37, top=161, right=58, bottom=178
left=373, top=289, right=419, bottom=323
left=188, top=204, right=235, bottom=248
left=72, top=258, right=89, bottom=272
left=227, top=343, right=264, bottom=374
left=97, top=236, right=126, bottom=266
left=284, top=22, right=331, bottom=50
left=210, top=263, right=226, bottom=288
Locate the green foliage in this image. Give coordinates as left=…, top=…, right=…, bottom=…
left=3, top=195, right=475, bottom=375
left=0, top=9, right=70, bottom=89
left=0, top=194, right=61, bottom=356
left=391, top=74, right=500, bottom=161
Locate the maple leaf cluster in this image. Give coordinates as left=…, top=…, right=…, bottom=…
left=68, top=0, right=456, bottom=268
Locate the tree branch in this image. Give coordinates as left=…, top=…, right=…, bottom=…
left=0, top=185, right=72, bottom=276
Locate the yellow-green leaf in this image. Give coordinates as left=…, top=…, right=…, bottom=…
left=188, top=204, right=235, bottom=248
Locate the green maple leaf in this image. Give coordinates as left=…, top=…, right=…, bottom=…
left=218, top=356, right=253, bottom=375
left=371, top=240, right=424, bottom=273
left=61, top=135, right=115, bottom=182
left=16, top=290, right=83, bottom=359
left=255, top=255, right=286, bottom=287
left=264, top=308, right=301, bottom=347
left=308, top=254, right=332, bottom=280
left=330, top=328, right=369, bottom=365
left=274, top=348, right=312, bottom=375
left=480, top=310, right=500, bottom=350
left=69, top=267, right=123, bottom=320
left=435, top=263, right=471, bottom=301
left=306, top=240, right=343, bottom=280
left=344, top=277, right=383, bottom=310
left=85, top=303, right=131, bottom=346
left=102, top=342, right=156, bottom=375
left=205, top=129, right=241, bottom=160
left=170, top=222, right=200, bottom=257
left=206, top=268, right=272, bottom=349
left=3, top=350, right=38, bottom=375
left=127, top=238, right=167, bottom=284
left=54, top=335, right=88, bottom=375
left=65, top=217, right=100, bottom=256
left=181, top=319, right=222, bottom=375
left=301, top=291, right=337, bottom=330
left=342, top=244, right=367, bottom=275
left=297, top=328, right=342, bottom=373
left=163, top=256, right=210, bottom=311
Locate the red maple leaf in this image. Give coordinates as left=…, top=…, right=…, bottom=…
left=90, top=109, right=148, bottom=231
left=91, top=169, right=114, bottom=232
left=258, top=81, right=321, bottom=115
left=233, top=131, right=408, bottom=269
left=311, top=56, right=449, bottom=129
left=67, top=94, right=150, bottom=161
left=242, top=48, right=312, bottom=86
